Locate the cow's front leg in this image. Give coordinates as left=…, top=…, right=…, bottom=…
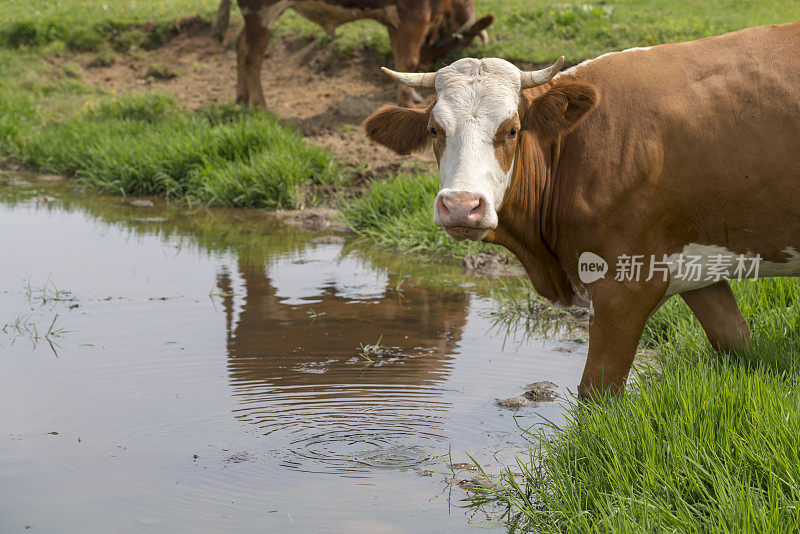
left=388, top=20, right=429, bottom=107
left=579, top=282, right=668, bottom=399
left=681, top=281, right=751, bottom=353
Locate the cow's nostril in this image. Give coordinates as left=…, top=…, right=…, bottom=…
left=441, top=196, right=456, bottom=212
left=437, top=196, right=451, bottom=219
left=468, top=197, right=486, bottom=222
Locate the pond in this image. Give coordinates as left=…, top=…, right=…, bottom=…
left=0, top=177, right=588, bottom=533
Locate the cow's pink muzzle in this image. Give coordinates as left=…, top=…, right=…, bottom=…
left=435, top=191, right=491, bottom=241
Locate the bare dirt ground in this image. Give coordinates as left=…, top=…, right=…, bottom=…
left=79, top=16, right=436, bottom=178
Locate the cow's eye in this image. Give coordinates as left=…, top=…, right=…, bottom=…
left=508, top=128, right=518, bottom=139
left=429, top=127, right=438, bottom=137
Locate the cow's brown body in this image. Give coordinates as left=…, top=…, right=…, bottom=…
left=365, top=22, right=800, bottom=398
left=230, top=0, right=492, bottom=107
left=497, top=23, right=800, bottom=396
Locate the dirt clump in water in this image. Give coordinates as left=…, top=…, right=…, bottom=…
left=128, top=199, right=155, bottom=208
left=462, top=251, right=526, bottom=278
left=523, top=381, right=558, bottom=402
left=275, top=206, right=342, bottom=232
left=496, top=381, right=559, bottom=408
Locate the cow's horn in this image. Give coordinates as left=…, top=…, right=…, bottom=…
left=380, top=67, right=436, bottom=89
left=520, top=56, right=565, bottom=89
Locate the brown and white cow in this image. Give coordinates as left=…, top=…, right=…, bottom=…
left=222, top=0, right=493, bottom=108
left=364, top=22, right=800, bottom=398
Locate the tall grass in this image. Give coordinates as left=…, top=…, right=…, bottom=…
left=471, top=277, right=800, bottom=532
left=644, top=278, right=800, bottom=371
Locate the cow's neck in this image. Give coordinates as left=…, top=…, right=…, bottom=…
left=486, top=133, right=574, bottom=306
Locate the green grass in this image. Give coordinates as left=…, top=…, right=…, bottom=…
left=342, top=174, right=499, bottom=258
left=469, top=0, right=800, bottom=65
left=469, top=277, right=800, bottom=533
left=0, top=0, right=217, bottom=50
left=3, top=1, right=798, bottom=62
left=11, top=95, right=340, bottom=207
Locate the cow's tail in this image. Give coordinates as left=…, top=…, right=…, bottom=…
left=211, top=0, right=231, bottom=42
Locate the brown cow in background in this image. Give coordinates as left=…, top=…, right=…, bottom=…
left=213, top=0, right=493, bottom=108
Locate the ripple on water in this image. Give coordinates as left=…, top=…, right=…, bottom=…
left=231, top=383, right=452, bottom=474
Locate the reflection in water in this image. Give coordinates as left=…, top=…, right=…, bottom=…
left=220, top=244, right=469, bottom=473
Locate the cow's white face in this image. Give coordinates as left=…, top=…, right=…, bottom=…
left=429, top=58, right=523, bottom=241
left=365, top=55, right=597, bottom=243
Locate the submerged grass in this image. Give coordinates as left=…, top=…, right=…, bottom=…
left=471, top=277, right=800, bottom=532
left=488, top=277, right=583, bottom=342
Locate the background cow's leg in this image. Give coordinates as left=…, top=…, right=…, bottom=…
left=235, top=26, right=249, bottom=102
left=388, top=20, right=429, bottom=107
left=680, top=281, right=751, bottom=353
left=579, top=283, right=667, bottom=399
left=236, top=3, right=287, bottom=108
left=212, top=0, right=231, bottom=42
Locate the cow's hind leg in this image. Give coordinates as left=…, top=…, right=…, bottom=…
left=212, top=0, right=231, bottom=42
left=680, top=281, right=751, bottom=353
left=236, top=2, right=287, bottom=108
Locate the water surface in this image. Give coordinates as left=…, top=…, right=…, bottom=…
left=0, top=178, right=587, bottom=533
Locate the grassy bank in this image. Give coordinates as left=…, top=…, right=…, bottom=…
left=471, top=277, right=800, bottom=532
left=0, top=51, right=340, bottom=209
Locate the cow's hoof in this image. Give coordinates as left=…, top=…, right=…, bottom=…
left=236, top=96, right=266, bottom=110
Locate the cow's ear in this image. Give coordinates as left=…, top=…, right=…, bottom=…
left=521, top=81, right=598, bottom=139
left=364, top=105, right=431, bottom=155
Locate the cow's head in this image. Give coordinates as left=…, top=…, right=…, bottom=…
left=364, top=57, right=598, bottom=241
